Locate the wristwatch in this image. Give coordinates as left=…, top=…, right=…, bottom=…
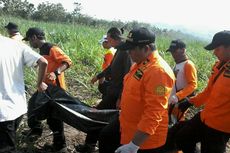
left=54, top=69, right=61, bottom=77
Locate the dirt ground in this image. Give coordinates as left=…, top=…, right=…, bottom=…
left=16, top=110, right=230, bottom=153
left=17, top=117, right=87, bottom=153
left=15, top=79, right=101, bottom=153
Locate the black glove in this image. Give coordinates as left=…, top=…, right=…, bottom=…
left=178, top=98, right=193, bottom=112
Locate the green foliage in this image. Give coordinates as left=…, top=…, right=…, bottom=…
left=0, top=15, right=216, bottom=103
left=32, top=2, right=67, bottom=22
left=0, top=0, right=82, bottom=23
left=72, top=1, right=82, bottom=17
left=0, top=0, right=35, bottom=18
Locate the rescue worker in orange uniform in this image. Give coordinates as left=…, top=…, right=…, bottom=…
left=167, top=39, right=197, bottom=125
left=98, top=27, right=175, bottom=153
left=98, top=35, right=116, bottom=96
left=99, top=35, right=116, bottom=70
left=76, top=27, right=132, bottom=153
left=173, top=31, right=230, bottom=153
left=4, top=22, right=23, bottom=41
left=166, top=39, right=198, bottom=153
left=23, top=27, right=72, bottom=153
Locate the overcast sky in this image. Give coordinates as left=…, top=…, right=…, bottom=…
left=27, top=0, right=230, bottom=39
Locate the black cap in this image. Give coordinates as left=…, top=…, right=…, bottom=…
left=23, top=27, right=45, bottom=41
left=118, top=27, right=155, bottom=50
left=204, top=31, right=230, bottom=50
left=4, top=22, right=19, bottom=32
left=166, top=39, right=186, bottom=52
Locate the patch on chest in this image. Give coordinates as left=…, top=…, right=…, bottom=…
left=154, top=85, right=167, bottom=96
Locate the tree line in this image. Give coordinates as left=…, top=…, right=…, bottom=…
left=0, top=1, right=160, bottom=30
left=0, top=0, right=81, bottom=22
left=0, top=0, right=194, bottom=39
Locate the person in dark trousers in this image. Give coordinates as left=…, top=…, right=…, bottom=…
left=98, top=27, right=175, bottom=153
left=75, top=27, right=132, bottom=153
left=23, top=27, right=72, bottom=153
left=0, top=35, right=48, bottom=153
left=4, top=22, right=23, bottom=41
left=170, top=31, right=230, bottom=153
left=167, top=40, right=197, bottom=127
left=98, top=35, right=116, bottom=98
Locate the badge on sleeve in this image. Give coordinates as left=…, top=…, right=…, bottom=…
left=155, top=85, right=166, bottom=96
left=134, top=69, right=143, bottom=80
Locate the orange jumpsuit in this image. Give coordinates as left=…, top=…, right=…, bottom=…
left=120, top=51, right=175, bottom=149
left=102, top=49, right=114, bottom=70
left=39, top=43, right=72, bottom=90
left=190, top=60, right=230, bottom=133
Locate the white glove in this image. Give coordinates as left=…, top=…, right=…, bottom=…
left=169, top=95, right=179, bottom=104
left=115, top=141, right=139, bottom=153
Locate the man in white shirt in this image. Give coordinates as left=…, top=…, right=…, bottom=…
left=167, top=40, right=197, bottom=122
left=0, top=35, right=48, bottom=153
left=164, top=39, right=197, bottom=153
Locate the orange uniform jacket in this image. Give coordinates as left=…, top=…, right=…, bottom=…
left=39, top=43, right=72, bottom=90
left=190, top=60, right=230, bottom=133
left=102, top=49, right=114, bottom=70
left=171, top=60, right=197, bottom=122
left=120, top=51, right=175, bottom=149
left=176, top=60, right=197, bottom=100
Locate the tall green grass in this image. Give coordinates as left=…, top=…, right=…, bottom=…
left=0, top=15, right=216, bottom=104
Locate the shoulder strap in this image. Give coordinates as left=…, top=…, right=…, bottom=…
left=213, top=62, right=226, bottom=84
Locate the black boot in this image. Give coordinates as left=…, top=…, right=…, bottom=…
left=75, top=143, right=99, bottom=153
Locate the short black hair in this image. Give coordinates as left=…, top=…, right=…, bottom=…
left=107, top=27, right=122, bottom=40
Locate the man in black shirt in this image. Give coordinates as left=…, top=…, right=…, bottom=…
left=92, top=27, right=132, bottom=109
left=76, top=27, right=132, bottom=152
